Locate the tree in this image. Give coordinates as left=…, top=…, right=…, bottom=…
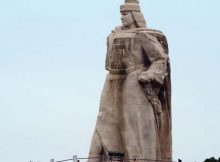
left=204, top=157, right=219, bottom=162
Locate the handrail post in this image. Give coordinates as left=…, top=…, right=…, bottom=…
left=73, top=155, right=77, bottom=162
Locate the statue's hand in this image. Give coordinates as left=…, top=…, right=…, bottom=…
left=138, top=71, right=155, bottom=83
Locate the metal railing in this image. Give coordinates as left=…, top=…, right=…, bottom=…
left=49, top=155, right=182, bottom=162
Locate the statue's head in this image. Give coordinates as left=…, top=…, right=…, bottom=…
left=120, top=0, right=147, bottom=29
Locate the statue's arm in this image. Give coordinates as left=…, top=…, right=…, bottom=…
left=105, top=27, right=121, bottom=71
left=138, top=34, right=168, bottom=85
left=105, top=36, right=110, bottom=71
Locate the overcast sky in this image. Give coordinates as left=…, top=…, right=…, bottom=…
left=0, top=0, right=220, bottom=162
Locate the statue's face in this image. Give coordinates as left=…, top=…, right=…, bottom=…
left=121, top=12, right=135, bottom=28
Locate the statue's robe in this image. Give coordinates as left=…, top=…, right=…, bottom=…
left=88, top=27, right=172, bottom=162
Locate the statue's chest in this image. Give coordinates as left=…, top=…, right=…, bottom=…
left=113, top=37, right=133, bottom=54
left=109, top=35, right=142, bottom=69
left=111, top=34, right=140, bottom=55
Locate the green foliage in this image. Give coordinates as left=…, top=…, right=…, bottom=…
left=204, top=157, right=220, bottom=162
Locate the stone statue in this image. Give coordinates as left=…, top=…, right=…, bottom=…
left=88, top=0, right=172, bottom=161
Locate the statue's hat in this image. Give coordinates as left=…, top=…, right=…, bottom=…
left=120, top=0, right=141, bottom=12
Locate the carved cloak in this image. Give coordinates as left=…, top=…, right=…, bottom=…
left=88, top=28, right=172, bottom=161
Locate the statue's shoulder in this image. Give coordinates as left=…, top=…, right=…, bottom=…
left=108, top=26, right=122, bottom=37
left=111, top=26, right=123, bottom=34
left=134, top=28, right=164, bottom=35
left=106, top=26, right=122, bottom=41
left=135, top=28, right=169, bottom=54
left=133, top=28, right=162, bottom=41
left=108, top=26, right=140, bottom=40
